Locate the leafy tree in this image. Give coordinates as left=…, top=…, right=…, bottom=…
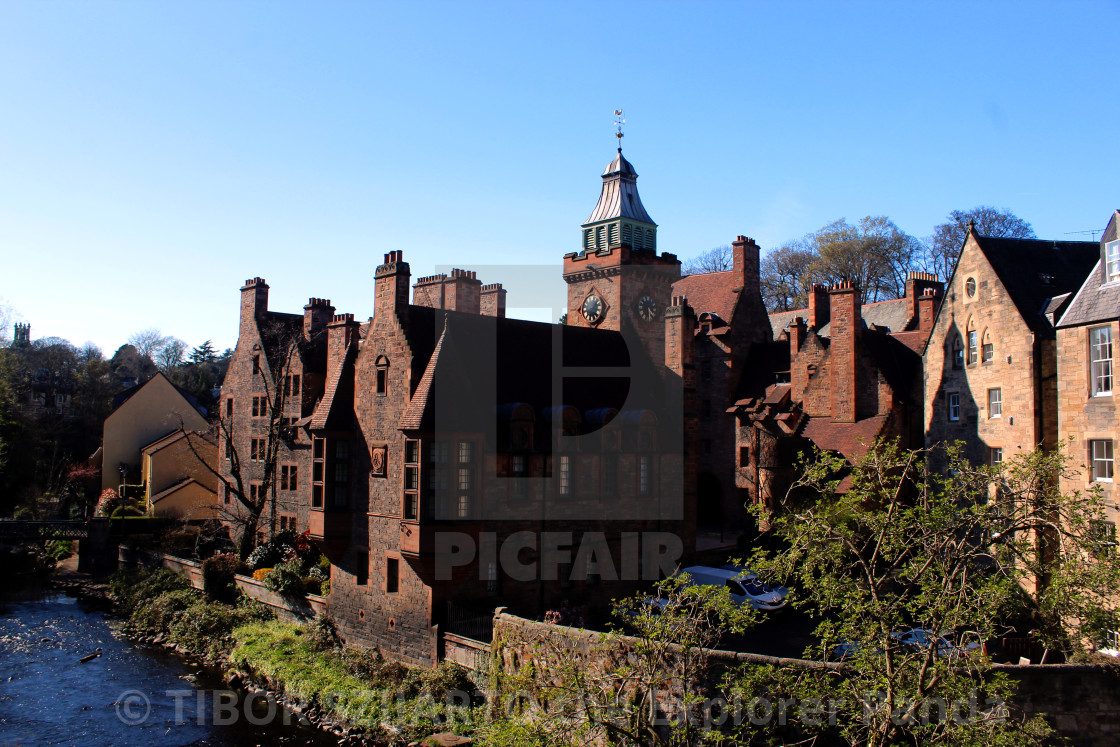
left=926, top=207, right=1035, bottom=284
left=729, top=440, right=1119, bottom=746
left=760, top=240, right=817, bottom=311
left=809, top=217, right=923, bottom=303
left=190, top=340, right=218, bottom=364
left=681, top=245, right=733, bottom=276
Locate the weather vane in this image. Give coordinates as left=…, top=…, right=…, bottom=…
left=613, top=109, right=625, bottom=146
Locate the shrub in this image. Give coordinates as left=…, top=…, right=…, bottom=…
left=252, top=568, right=272, bottom=582
left=45, top=539, right=74, bottom=562
left=109, top=568, right=190, bottom=615
left=132, top=588, right=199, bottom=632
left=201, top=553, right=245, bottom=603
left=305, top=614, right=342, bottom=652
left=165, top=529, right=200, bottom=558
left=263, top=559, right=305, bottom=597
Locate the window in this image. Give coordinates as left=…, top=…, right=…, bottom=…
left=376, top=369, right=387, bottom=395
left=251, top=395, right=266, bottom=417
left=988, top=388, right=1002, bottom=418
left=457, top=467, right=472, bottom=491
left=335, top=441, right=349, bottom=460
left=1091, top=326, right=1113, bottom=396
left=252, top=355, right=260, bottom=374
left=603, top=454, right=617, bottom=497
left=404, top=439, right=419, bottom=519
left=430, top=441, right=448, bottom=463
left=511, top=455, right=528, bottom=499
left=559, top=455, right=571, bottom=496
left=739, top=446, right=750, bottom=468
left=405, top=439, right=419, bottom=464
left=639, top=455, right=651, bottom=495
left=989, top=447, right=1003, bottom=466
left=951, top=336, right=963, bottom=369
left=386, top=557, right=399, bottom=593
left=1090, top=520, right=1117, bottom=558
left=458, top=441, right=473, bottom=464
left=982, top=331, right=993, bottom=363
left=224, top=437, right=232, bottom=460
left=701, top=399, right=711, bottom=420
left=948, top=393, right=960, bottom=421
left=226, top=398, right=233, bottom=419
left=356, top=552, right=368, bottom=586
left=457, top=494, right=471, bottom=519
left=334, top=463, right=348, bottom=483
left=251, top=438, right=265, bottom=461
left=965, top=277, right=976, bottom=298
left=249, top=483, right=261, bottom=502
left=280, top=465, right=298, bottom=491
left=1107, top=240, right=1120, bottom=282
left=967, top=330, right=978, bottom=365
left=487, top=563, right=501, bottom=596
left=223, top=485, right=230, bottom=505
left=1092, top=440, right=1114, bottom=482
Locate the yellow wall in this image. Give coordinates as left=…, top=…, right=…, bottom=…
left=149, top=480, right=220, bottom=520
left=102, top=373, right=209, bottom=492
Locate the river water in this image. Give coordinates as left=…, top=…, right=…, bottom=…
left=0, top=587, right=339, bottom=747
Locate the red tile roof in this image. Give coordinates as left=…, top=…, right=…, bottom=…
left=801, top=415, right=887, bottom=462
left=672, top=271, right=740, bottom=324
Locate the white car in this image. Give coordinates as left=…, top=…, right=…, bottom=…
left=679, top=565, right=788, bottom=612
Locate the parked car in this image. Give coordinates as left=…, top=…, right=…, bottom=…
left=833, top=628, right=981, bottom=661
left=678, top=565, right=788, bottom=612
left=720, top=564, right=790, bottom=604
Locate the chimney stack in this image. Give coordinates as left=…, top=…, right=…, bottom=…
left=303, top=297, right=335, bottom=340
left=375, top=251, right=410, bottom=320
left=904, top=271, right=943, bottom=328
left=789, top=317, right=808, bottom=400
left=828, top=282, right=861, bottom=423
left=325, top=313, right=359, bottom=384
left=240, top=277, right=269, bottom=334
left=808, top=284, right=830, bottom=330
left=481, top=283, right=507, bottom=318
left=732, top=235, right=760, bottom=296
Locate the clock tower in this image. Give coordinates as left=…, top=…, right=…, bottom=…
left=563, top=148, right=681, bottom=365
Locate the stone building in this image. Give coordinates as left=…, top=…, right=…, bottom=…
left=923, top=225, right=1099, bottom=466
left=217, top=281, right=334, bottom=538
left=1055, top=210, right=1120, bottom=538
left=729, top=272, right=943, bottom=518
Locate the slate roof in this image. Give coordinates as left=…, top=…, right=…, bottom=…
left=140, top=429, right=213, bottom=455
left=671, top=271, right=740, bottom=325
left=767, top=297, right=913, bottom=341
left=584, top=149, right=655, bottom=226
left=972, top=236, right=1099, bottom=334
left=110, top=371, right=207, bottom=417
left=1057, top=259, right=1120, bottom=328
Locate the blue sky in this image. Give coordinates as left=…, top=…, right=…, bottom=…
left=2, top=1, right=1118, bottom=354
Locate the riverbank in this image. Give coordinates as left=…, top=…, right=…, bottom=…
left=48, top=561, right=485, bottom=746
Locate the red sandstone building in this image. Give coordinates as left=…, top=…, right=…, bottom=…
left=730, top=273, right=943, bottom=518
left=218, top=148, right=787, bottom=663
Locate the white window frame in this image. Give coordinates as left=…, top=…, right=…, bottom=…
left=967, top=330, right=978, bottom=365
left=1107, top=240, right=1120, bottom=283
left=1092, top=440, right=1114, bottom=482
left=948, top=392, right=960, bottom=421
left=989, top=447, right=1003, bottom=466
left=988, top=388, right=1002, bottom=418
left=1090, top=326, right=1113, bottom=396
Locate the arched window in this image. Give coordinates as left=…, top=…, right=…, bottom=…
left=981, top=329, right=994, bottom=363
left=375, top=355, right=389, bottom=395
left=951, top=335, right=964, bottom=370
left=966, top=319, right=978, bottom=365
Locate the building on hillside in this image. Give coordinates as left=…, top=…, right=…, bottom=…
left=1055, top=211, right=1120, bottom=538
left=728, top=272, right=943, bottom=520
left=140, top=430, right=219, bottom=519
left=99, top=371, right=210, bottom=496
left=923, top=225, right=1099, bottom=467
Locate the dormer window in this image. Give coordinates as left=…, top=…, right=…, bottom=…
left=965, top=277, right=977, bottom=298
left=1107, top=240, right=1120, bottom=283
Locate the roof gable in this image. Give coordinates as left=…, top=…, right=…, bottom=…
left=672, top=271, right=740, bottom=326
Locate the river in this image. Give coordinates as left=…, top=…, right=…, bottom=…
left=0, top=586, right=340, bottom=746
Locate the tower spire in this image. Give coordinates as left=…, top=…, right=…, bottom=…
left=613, top=109, right=625, bottom=149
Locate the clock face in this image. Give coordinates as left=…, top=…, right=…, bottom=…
left=581, top=294, right=605, bottom=324
left=637, top=294, right=658, bottom=322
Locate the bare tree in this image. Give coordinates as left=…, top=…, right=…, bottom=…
left=179, top=321, right=304, bottom=560
left=760, top=240, right=817, bottom=311
left=925, top=206, right=1035, bottom=283
left=128, top=328, right=171, bottom=360
left=155, top=338, right=188, bottom=371
left=680, top=244, right=733, bottom=276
